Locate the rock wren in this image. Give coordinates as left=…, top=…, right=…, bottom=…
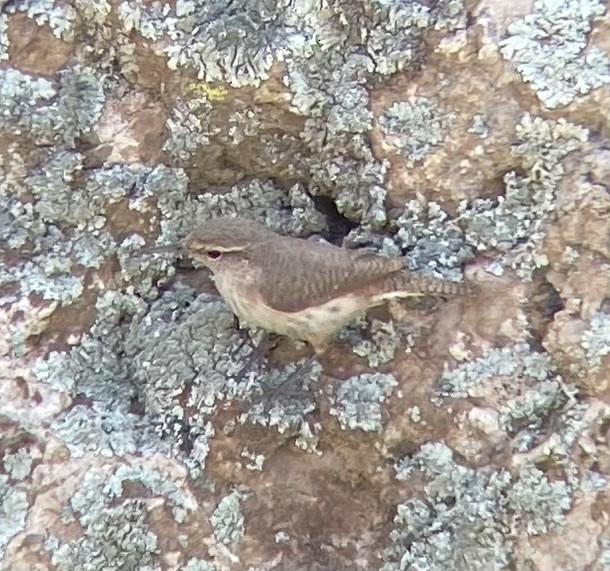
left=183, top=216, right=477, bottom=355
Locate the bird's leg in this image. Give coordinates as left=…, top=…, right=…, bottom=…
left=232, top=330, right=279, bottom=384
left=233, top=315, right=247, bottom=340
left=229, top=315, right=251, bottom=361
left=231, top=315, right=263, bottom=359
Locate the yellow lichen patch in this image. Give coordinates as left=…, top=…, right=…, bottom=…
left=187, top=82, right=229, bottom=101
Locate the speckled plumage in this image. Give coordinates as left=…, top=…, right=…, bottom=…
left=254, top=237, right=405, bottom=312
left=184, top=216, right=476, bottom=352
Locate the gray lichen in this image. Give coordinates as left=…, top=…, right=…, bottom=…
left=387, top=443, right=512, bottom=571
left=345, top=113, right=589, bottom=279
left=124, top=290, right=256, bottom=474
left=385, top=442, right=572, bottom=571
left=0, top=475, right=29, bottom=552
left=366, top=1, right=432, bottom=76
left=330, top=372, right=398, bottom=432
left=45, top=344, right=179, bottom=459
left=191, top=180, right=327, bottom=238
left=409, top=405, right=422, bottom=423
left=437, top=344, right=552, bottom=398
left=339, top=317, right=413, bottom=368
left=211, top=490, right=246, bottom=545
left=120, top=0, right=463, bottom=89
left=119, top=0, right=288, bottom=87
left=244, top=357, right=322, bottom=435
left=139, top=171, right=325, bottom=247
left=241, top=449, right=265, bottom=471
left=0, top=150, right=30, bottom=244
left=379, top=98, right=451, bottom=165
left=287, top=0, right=464, bottom=80
left=345, top=113, right=588, bottom=280
left=0, top=148, right=147, bottom=308
left=163, top=95, right=215, bottom=162
left=10, top=258, right=84, bottom=303
left=508, top=463, right=572, bottom=535
left=602, top=541, right=610, bottom=570
left=0, top=65, right=105, bottom=146
left=326, top=84, right=373, bottom=136
left=500, top=0, right=610, bottom=109
left=52, top=404, right=161, bottom=459
left=0, top=157, right=174, bottom=304
left=284, top=50, right=389, bottom=228
left=0, top=14, right=9, bottom=62
left=352, top=320, right=405, bottom=367
left=285, top=51, right=373, bottom=128
left=49, top=501, right=159, bottom=571
left=308, top=138, right=389, bottom=229
left=54, top=65, right=106, bottom=146
left=53, top=465, right=195, bottom=546
left=469, top=114, right=490, bottom=138
left=0, top=68, right=57, bottom=139
left=393, top=199, right=474, bottom=278
left=459, top=114, right=588, bottom=278
left=26, top=150, right=85, bottom=224
left=433, top=0, right=466, bottom=31
left=34, top=287, right=250, bottom=475
left=58, top=0, right=139, bottom=79
left=2, top=449, right=33, bottom=481
left=33, top=290, right=143, bottom=397
left=223, top=107, right=263, bottom=145
left=501, top=380, right=565, bottom=437
left=116, top=238, right=176, bottom=300
left=581, top=311, right=610, bottom=372
left=182, top=560, right=218, bottom=571
left=294, top=420, right=322, bottom=455
left=4, top=0, right=75, bottom=40
left=437, top=343, right=574, bottom=448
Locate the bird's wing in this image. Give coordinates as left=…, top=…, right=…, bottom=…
left=255, top=237, right=405, bottom=313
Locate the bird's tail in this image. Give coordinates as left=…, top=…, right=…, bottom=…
left=373, top=270, right=478, bottom=302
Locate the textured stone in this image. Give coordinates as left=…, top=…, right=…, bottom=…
left=1, top=0, right=610, bottom=570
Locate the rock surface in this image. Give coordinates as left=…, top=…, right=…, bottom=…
left=1, top=1, right=610, bottom=570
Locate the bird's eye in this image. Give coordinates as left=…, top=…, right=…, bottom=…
left=207, top=250, right=222, bottom=260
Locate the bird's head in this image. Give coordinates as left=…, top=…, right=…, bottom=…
left=183, top=216, right=275, bottom=271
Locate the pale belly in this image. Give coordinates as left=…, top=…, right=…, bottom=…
left=212, top=269, right=367, bottom=348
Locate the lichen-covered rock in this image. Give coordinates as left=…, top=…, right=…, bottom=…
left=2, top=0, right=610, bottom=569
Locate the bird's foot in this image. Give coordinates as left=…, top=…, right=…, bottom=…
left=232, top=331, right=279, bottom=384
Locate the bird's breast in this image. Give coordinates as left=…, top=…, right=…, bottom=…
left=212, top=267, right=256, bottom=315
left=211, top=266, right=284, bottom=333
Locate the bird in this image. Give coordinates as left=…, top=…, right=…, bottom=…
left=182, top=216, right=477, bottom=356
